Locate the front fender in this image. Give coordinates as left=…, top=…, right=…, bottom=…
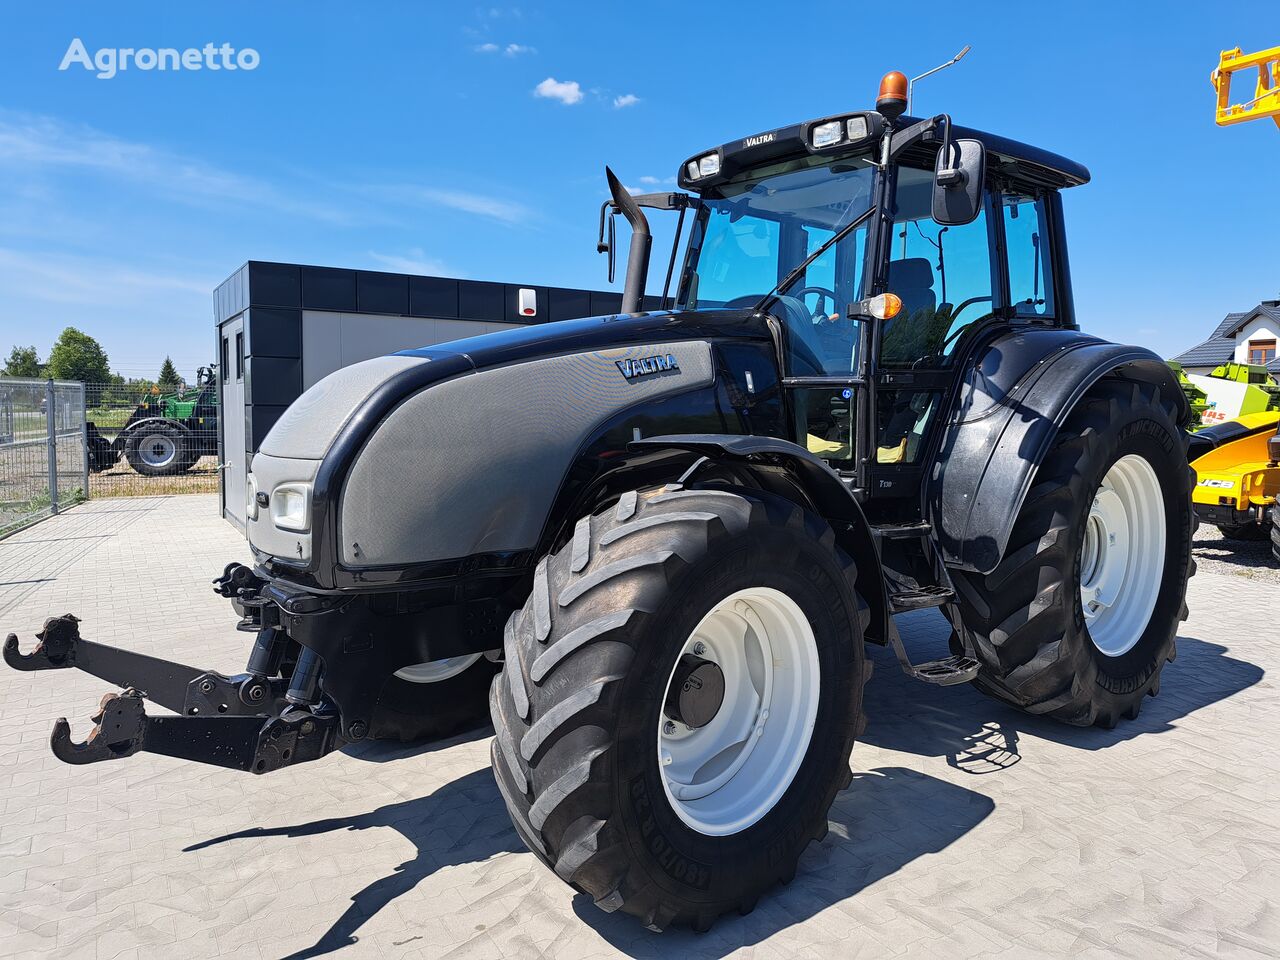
left=631, top=434, right=891, bottom=645
left=928, top=329, right=1188, bottom=574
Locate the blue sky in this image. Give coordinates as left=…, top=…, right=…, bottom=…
left=0, top=1, right=1276, bottom=380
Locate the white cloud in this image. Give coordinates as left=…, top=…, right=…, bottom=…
left=0, top=110, right=350, bottom=223
left=473, top=42, right=500, bottom=53
left=0, top=247, right=209, bottom=305
left=367, top=248, right=457, bottom=277
left=613, top=93, right=640, bottom=109
left=534, top=77, right=583, bottom=105
left=504, top=43, right=534, bottom=56
left=370, top=185, right=531, bottom=224
left=638, top=175, right=675, bottom=186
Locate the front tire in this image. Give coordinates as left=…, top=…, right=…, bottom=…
left=1270, top=503, right=1280, bottom=564
left=368, top=655, right=499, bottom=742
left=490, top=485, right=869, bottom=931
left=952, top=379, right=1194, bottom=727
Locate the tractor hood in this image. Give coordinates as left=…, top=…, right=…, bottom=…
left=245, top=307, right=772, bottom=587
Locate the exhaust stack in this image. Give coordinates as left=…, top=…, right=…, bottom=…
left=605, top=166, right=652, bottom=314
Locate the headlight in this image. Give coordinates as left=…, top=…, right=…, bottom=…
left=846, top=116, right=869, bottom=141
left=686, top=153, right=719, bottom=181
left=246, top=473, right=259, bottom=521
left=270, top=482, right=311, bottom=532
left=811, top=120, right=845, bottom=148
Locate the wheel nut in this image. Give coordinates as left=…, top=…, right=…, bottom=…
left=692, top=641, right=706, bottom=656
left=663, top=720, right=676, bottom=736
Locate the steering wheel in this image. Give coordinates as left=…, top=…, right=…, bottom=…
left=791, top=285, right=841, bottom=323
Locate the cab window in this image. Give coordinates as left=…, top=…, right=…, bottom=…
left=882, top=166, right=996, bottom=367
left=1002, top=192, right=1054, bottom=317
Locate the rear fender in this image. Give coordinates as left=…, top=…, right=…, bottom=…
left=630, top=433, right=890, bottom=646
left=929, top=329, right=1189, bottom=574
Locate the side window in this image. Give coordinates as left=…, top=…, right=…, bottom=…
left=235, top=332, right=245, bottom=381
left=221, top=335, right=230, bottom=384
left=1002, top=192, right=1054, bottom=317
left=883, top=166, right=995, bottom=367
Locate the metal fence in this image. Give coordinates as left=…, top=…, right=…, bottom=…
left=0, top=379, right=88, bottom=536
left=83, top=378, right=220, bottom=498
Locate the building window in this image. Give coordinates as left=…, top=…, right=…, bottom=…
left=235, top=332, right=245, bottom=381
left=221, top=336, right=230, bottom=383
left=1247, top=339, right=1276, bottom=365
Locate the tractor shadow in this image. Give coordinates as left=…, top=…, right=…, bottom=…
left=574, top=765, right=994, bottom=956
left=184, top=755, right=991, bottom=959
left=861, top=610, right=1264, bottom=763
left=183, top=764, right=523, bottom=960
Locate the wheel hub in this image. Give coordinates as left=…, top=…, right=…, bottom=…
left=1078, top=454, right=1165, bottom=657
left=140, top=433, right=176, bottom=467
left=663, top=654, right=725, bottom=729
left=657, top=587, right=820, bottom=836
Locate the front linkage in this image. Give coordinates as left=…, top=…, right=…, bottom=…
left=4, top=564, right=346, bottom=773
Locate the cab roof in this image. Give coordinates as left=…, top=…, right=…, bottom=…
left=678, top=111, right=1090, bottom=194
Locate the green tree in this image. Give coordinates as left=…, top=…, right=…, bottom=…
left=46, top=327, right=111, bottom=404
left=46, top=327, right=110, bottom=383
left=157, top=356, right=180, bottom=387
left=3, top=345, right=41, bottom=378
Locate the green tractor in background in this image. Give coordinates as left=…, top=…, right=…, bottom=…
left=87, top=366, right=219, bottom=476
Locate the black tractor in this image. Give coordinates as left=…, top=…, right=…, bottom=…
left=86, top=366, right=219, bottom=476
left=7, top=73, right=1194, bottom=932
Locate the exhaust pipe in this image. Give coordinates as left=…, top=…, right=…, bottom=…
left=605, top=166, right=652, bottom=314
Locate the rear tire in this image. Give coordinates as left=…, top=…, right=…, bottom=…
left=1270, top=503, right=1280, bottom=564
left=952, top=379, right=1194, bottom=727
left=124, top=422, right=193, bottom=477
left=369, top=656, right=499, bottom=742
left=489, top=484, right=869, bottom=931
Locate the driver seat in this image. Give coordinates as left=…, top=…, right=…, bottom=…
left=887, top=258, right=937, bottom=318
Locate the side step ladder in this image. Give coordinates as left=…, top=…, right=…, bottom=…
left=873, top=521, right=981, bottom=686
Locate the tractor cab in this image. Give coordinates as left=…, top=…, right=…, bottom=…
left=605, top=73, right=1089, bottom=511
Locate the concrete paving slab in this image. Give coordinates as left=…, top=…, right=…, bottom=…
left=0, top=495, right=1275, bottom=960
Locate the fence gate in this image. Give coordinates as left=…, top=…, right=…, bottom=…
left=0, top=378, right=88, bottom=537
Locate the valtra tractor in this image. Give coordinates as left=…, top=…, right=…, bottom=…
left=6, top=71, right=1195, bottom=931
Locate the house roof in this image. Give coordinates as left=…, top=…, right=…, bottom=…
left=1171, top=303, right=1280, bottom=370
left=1222, top=302, right=1280, bottom=338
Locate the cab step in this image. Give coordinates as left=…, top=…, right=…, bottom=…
left=903, top=654, right=981, bottom=686
left=888, top=584, right=954, bottom=613
left=872, top=521, right=933, bottom=541
left=885, top=620, right=982, bottom=686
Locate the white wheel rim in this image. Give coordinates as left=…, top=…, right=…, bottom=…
left=1079, top=454, right=1165, bottom=657
left=395, top=653, right=482, bottom=683
left=658, top=586, right=820, bottom=836
left=139, top=433, right=177, bottom=467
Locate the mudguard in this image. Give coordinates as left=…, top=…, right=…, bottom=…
left=928, top=329, right=1189, bottom=575
left=630, top=433, right=891, bottom=645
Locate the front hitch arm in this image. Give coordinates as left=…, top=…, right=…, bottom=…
left=49, top=688, right=340, bottom=773
left=4, top=615, right=287, bottom=718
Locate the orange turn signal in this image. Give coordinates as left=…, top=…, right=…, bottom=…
left=867, top=292, right=902, bottom=320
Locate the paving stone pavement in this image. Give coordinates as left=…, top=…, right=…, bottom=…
left=0, top=495, right=1276, bottom=960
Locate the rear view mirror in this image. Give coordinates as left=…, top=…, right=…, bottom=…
left=932, top=138, right=985, bottom=225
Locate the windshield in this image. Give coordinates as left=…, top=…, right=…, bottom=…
left=679, top=156, right=875, bottom=377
